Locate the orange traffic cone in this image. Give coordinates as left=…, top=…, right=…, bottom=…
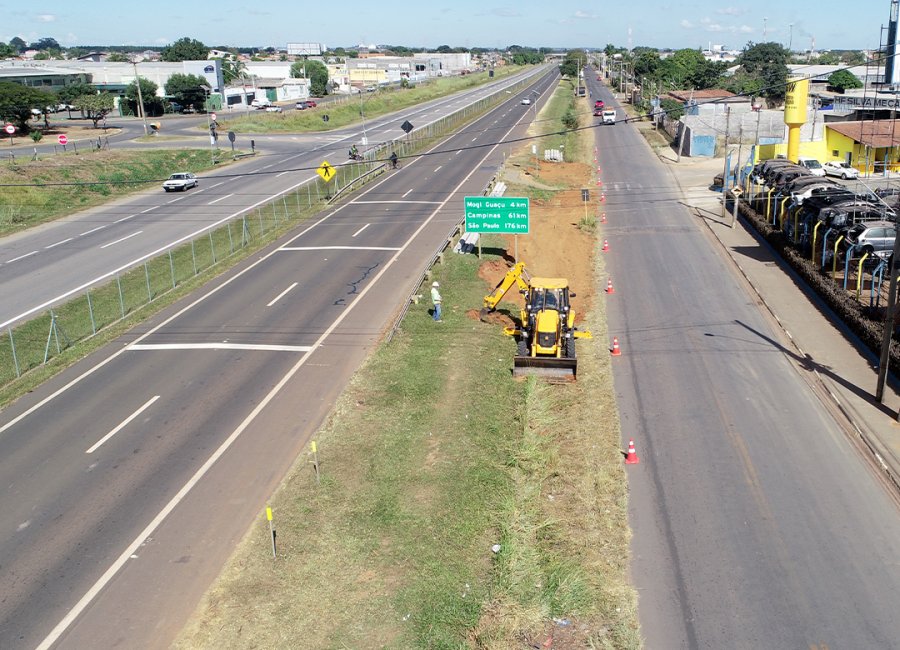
left=611, top=336, right=621, bottom=356
left=606, top=277, right=615, bottom=294
left=624, top=439, right=640, bottom=464
left=601, top=239, right=609, bottom=252
left=596, top=178, right=601, bottom=186
left=601, top=212, right=607, bottom=223
left=600, top=193, right=606, bottom=202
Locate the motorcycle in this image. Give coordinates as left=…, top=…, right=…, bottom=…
left=348, top=151, right=364, bottom=161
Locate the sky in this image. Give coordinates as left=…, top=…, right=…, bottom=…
left=0, top=1, right=892, bottom=52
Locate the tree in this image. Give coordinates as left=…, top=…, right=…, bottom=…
left=0, top=82, right=56, bottom=133
left=57, top=81, right=96, bottom=106
left=660, top=98, right=685, bottom=121
left=164, top=73, right=209, bottom=111
left=9, top=37, right=26, bottom=53
left=220, top=57, right=247, bottom=84
left=559, top=49, right=587, bottom=79
left=125, top=77, right=163, bottom=116
left=161, top=37, right=208, bottom=62
left=291, top=59, right=329, bottom=96
left=816, top=51, right=840, bottom=65
left=29, top=37, right=60, bottom=51
left=828, top=69, right=863, bottom=93
left=106, top=52, right=129, bottom=62
left=734, top=42, right=790, bottom=103
left=77, top=93, right=115, bottom=127
left=0, top=42, right=16, bottom=58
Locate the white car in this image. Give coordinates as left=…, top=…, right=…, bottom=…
left=521, top=98, right=531, bottom=105
left=250, top=98, right=271, bottom=108
left=823, top=160, right=860, bottom=180
left=265, top=105, right=283, bottom=113
left=798, top=157, right=827, bottom=177
left=162, top=172, right=198, bottom=192
left=602, top=109, right=616, bottom=124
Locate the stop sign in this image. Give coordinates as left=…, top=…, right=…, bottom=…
left=4, top=123, right=14, bottom=134
left=58, top=134, right=68, bottom=145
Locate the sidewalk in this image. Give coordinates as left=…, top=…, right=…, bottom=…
left=660, top=146, right=900, bottom=490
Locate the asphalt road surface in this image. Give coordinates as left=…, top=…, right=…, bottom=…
left=0, top=67, right=547, bottom=329
left=585, top=73, right=900, bottom=648
left=0, top=70, right=560, bottom=649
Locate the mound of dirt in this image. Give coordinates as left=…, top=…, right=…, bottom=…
left=477, top=160, right=598, bottom=325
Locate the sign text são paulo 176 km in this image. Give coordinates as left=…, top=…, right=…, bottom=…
left=464, top=196, right=529, bottom=234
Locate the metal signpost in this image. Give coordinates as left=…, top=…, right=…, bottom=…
left=464, top=196, right=530, bottom=260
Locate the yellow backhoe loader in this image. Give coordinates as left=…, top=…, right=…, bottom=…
left=481, top=262, right=592, bottom=379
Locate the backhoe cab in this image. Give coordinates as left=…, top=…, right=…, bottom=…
left=481, top=262, right=592, bottom=380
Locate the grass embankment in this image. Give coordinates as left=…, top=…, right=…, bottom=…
left=0, top=149, right=232, bottom=236
left=176, top=79, right=639, bottom=649
left=220, top=65, right=530, bottom=134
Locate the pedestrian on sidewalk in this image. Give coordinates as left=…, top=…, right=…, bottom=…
left=431, top=281, right=443, bottom=322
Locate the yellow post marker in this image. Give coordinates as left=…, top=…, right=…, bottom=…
left=310, top=441, right=320, bottom=484
left=857, top=253, right=869, bottom=299
left=833, top=235, right=844, bottom=277
left=813, top=221, right=823, bottom=264
left=266, top=507, right=276, bottom=558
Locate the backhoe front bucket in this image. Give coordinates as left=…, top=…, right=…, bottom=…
left=512, top=355, right=577, bottom=380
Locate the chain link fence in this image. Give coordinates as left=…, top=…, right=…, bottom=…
left=0, top=74, right=536, bottom=389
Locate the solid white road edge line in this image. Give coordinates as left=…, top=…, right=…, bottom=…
left=86, top=395, right=160, bottom=454
left=127, top=342, right=311, bottom=352
left=280, top=245, right=401, bottom=251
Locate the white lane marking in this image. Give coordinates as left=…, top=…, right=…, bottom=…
left=276, top=170, right=291, bottom=177
left=140, top=206, right=158, bottom=214
left=402, top=188, right=413, bottom=198
left=45, top=238, right=73, bottom=250
left=207, top=193, right=234, bottom=205
left=434, top=166, right=442, bottom=172
left=114, top=214, right=137, bottom=223
left=280, top=245, right=400, bottom=251
left=32, top=94, right=538, bottom=649
left=127, top=342, right=311, bottom=352
left=352, top=223, right=370, bottom=237
left=208, top=181, right=225, bottom=189
left=472, top=137, right=478, bottom=141
left=6, top=251, right=38, bottom=263
left=351, top=200, right=441, bottom=205
left=260, top=164, right=273, bottom=170
left=86, top=395, right=160, bottom=454
left=79, top=225, right=107, bottom=236
left=455, top=150, right=462, bottom=155
left=267, top=282, right=298, bottom=307
left=100, top=231, right=142, bottom=249
left=192, top=189, right=206, bottom=195
left=167, top=196, right=184, bottom=204
left=1, top=170, right=322, bottom=331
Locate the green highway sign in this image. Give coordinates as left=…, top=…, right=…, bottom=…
left=464, top=196, right=530, bottom=234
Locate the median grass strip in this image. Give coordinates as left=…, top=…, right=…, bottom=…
left=219, top=65, right=531, bottom=134
left=175, top=78, right=639, bottom=649
left=0, top=148, right=234, bottom=235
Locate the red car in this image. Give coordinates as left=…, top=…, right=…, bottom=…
left=594, top=100, right=605, bottom=110
left=306, top=99, right=317, bottom=108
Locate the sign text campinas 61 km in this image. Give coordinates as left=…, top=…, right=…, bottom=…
left=464, top=196, right=530, bottom=234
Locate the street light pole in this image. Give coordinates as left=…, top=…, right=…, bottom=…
left=202, top=86, right=216, bottom=164
left=788, top=23, right=794, bottom=52
left=357, top=90, right=368, bottom=146
left=131, top=60, right=148, bottom=136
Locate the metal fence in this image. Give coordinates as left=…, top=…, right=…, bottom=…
left=1, top=74, right=535, bottom=389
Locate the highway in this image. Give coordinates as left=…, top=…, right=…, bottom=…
left=0, top=70, right=559, bottom=649
left=586, top=72, right=900, bottom=648
left=0, top=67, right=547, bottom=329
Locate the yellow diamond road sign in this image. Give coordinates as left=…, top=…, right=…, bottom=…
left=317, top=160, right=335, bottom=182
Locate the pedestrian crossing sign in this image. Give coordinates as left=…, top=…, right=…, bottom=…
left=317, top=161, right=335, bottom=182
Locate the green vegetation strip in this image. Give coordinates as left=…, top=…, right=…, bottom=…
left=175, top=80, right=639, bottom=648
left=0, top=148, right=234, bottom=236
left=220, top=65, right=530, bottom=133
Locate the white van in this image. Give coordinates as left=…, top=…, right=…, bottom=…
left=601, top=109, right=616, bottom=125
left=798, top=157, right=826, bottom=177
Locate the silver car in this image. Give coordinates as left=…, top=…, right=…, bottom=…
left=845, top=220, right=896, bottom=259
left=823, top=161, right=860, bottom=180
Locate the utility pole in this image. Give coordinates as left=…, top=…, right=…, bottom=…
left=131, top=60, right=148, bottom=136
left=876, top=240, right=900, bottom=405
left=721, top=106, right=732, bottom=217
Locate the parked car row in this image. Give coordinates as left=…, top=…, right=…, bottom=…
left=747, top=159, right=895, bottom=264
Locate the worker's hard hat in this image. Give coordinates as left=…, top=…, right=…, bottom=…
left=432, top=281, right=439, bottom=287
